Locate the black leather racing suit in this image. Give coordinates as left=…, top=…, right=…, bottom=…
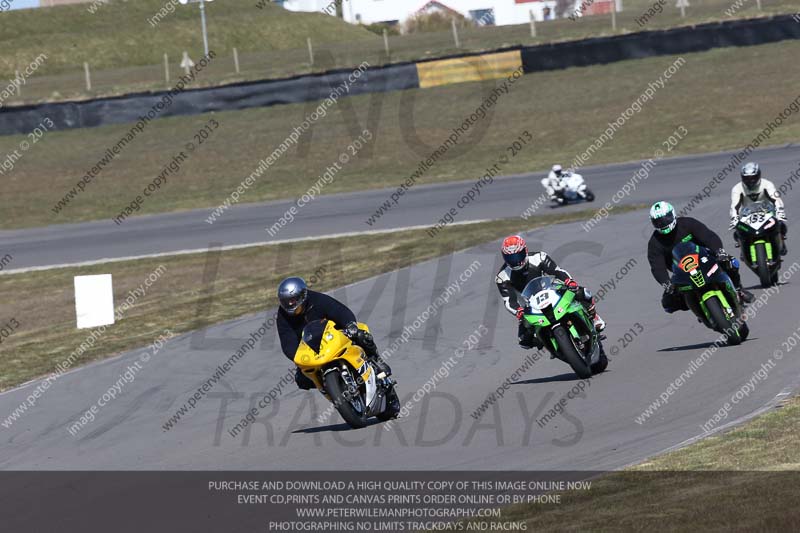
left=647, top=216, right=743, bottom=312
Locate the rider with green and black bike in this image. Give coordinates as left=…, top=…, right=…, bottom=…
left=647, top=201, right=755, bottom=313
left=495, top=234, right=605, bottom=350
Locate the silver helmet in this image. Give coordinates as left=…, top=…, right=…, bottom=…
left=278, top=277, right=308, bottom=316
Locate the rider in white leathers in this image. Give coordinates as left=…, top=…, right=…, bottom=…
left=729, top=162, right=787, bottom=255
left=542, top=164, right=569, bottom=202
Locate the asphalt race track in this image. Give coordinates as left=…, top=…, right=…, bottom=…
left=1, top=144, right=798, bottom=271
left=1, top=142, right=799, bottom=469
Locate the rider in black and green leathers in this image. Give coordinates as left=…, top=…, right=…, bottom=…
left=647, top=201, right=754, bottom=313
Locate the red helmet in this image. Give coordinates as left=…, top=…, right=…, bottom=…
left=501, top=235, right=528, bottom=270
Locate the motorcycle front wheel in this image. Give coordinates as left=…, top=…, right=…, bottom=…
left=553, top=326, right=593, bottom=379
left=583, top=189, right=595, bottom=202
left=755, top=244, right=772, bottom=288
left=706, top=297, right=743, bottom=346
left=324, top=370, right=368, bottom=428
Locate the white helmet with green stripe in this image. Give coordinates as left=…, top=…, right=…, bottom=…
left=650, top=201, right=677, bottom=234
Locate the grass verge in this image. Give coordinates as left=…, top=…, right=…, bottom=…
left=467, top=398, right=800, bottom=531
left=3, top=40, right=799, bottom=229
left=0, top=206, right=642, bottom=391
left=0, top=0, right=373, bottom=99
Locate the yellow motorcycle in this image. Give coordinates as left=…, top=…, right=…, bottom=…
left=294, top=319, right=400, bottom=428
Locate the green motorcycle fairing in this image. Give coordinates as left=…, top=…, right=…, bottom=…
left=523, top=290, right=594, bottom=351
left=749, top=240, right=773, bottom=263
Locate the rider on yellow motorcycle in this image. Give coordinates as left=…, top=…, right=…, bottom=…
left=276, top=277, right=391, bottom=390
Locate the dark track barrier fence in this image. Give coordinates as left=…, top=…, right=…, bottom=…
left=0, top=14, right=798, bottom=137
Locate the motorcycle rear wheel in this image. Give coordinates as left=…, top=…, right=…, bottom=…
left=324, top=370, right=368, bottom=429
left=553, top=326, right=593, bottom=379
left=706, top=297, right=743, bottom=346
left=591, top=353, right=608, bottom=374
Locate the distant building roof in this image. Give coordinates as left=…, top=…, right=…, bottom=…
left=414, top=1, right=462, bottom=17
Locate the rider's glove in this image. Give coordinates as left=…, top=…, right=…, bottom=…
left=777, top=208, right=787, bottom=221
left=515, top=307, right=525, bottom=321
left=716, top=248, right=731, bottom=262
left=343, top=321, right=360, bottom=339
left=564, top=278, right=579, bottom=292
left=663, top=283, right=677, bottom=296
left=729, top=216, right=739, bottom=230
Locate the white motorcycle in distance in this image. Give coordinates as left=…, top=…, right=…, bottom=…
left=541, top=170, right=595, bottom=206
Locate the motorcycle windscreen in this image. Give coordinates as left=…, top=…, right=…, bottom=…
left=521, top=275, right=557, bottom=302
left=294, top=319, right=348, bottom=366
left=671, top=243, right=722, bottom=289
left=300, top=319, right=327, bottom=352
left=740, top=201, right=774, bottom=218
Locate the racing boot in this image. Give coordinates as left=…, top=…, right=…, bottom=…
left=592, top=313, right=606, bottom=333
left=585, top=298, right=605, bottom=332
left=519, top=330, right=543, bottom=350
left=737, top=287, right=755, bottom=305
left=371, top=356, right=392, bottom=379
left=780, top=221, right=788, bottom=256
left=358, top=331, right=392, bottom=378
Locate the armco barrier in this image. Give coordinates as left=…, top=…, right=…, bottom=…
left=0, top=62, right=420, bottom=136
left=520, top=14, right=800, bottom=72
left=0, top=14, right=798, bottom=136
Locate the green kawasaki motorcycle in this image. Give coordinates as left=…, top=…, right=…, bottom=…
left=736, top=201, right=782, bottom=288
left=671, top=241, right=749, bottom=346
left=520, top=276, right=608, bottom=379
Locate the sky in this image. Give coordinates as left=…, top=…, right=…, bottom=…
left=3, top=0, right=40, bottom=11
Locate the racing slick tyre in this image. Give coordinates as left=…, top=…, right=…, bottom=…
left=590, top=353, right=608, bottom=374
left=324, top=370, right=368, bottom=429
left=583, top=189, right=595, bottom=202
left=706, top=297, right=743, bottom=346
left=553, top=326, right=592, bottom=379
left=737, top=320, right=750, bottom=342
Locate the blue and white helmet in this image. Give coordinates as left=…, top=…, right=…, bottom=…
left=650, top=201, right=677, bottom=234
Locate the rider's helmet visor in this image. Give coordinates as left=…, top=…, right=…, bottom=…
left=652, top=211, right=675, bottom=232
left=742, top=175, right=760, bottom=190
left=503, top=251, right=527, bottom=270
